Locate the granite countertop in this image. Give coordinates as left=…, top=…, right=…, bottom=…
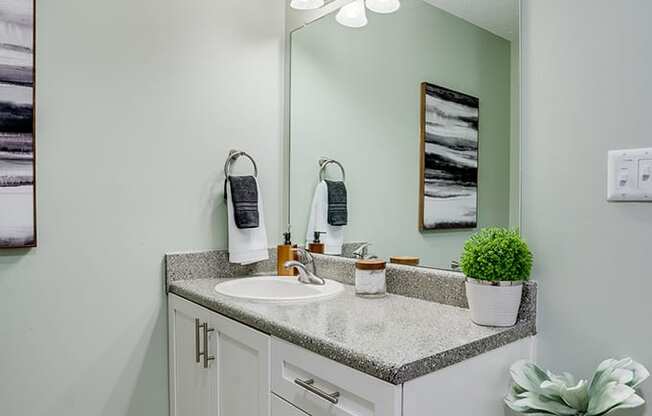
left=169, top=276, right=536, bottom=385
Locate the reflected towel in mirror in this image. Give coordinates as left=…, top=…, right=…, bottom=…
left=325, top=180, right=348, bottom=226
left=306, top=180, right=345, bottom=255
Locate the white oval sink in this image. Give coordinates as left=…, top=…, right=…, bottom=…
left=214, top=276, right=344, bottom=303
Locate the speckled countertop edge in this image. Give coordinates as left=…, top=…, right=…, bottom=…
left=391, top=319, right=536, bottom=382
left=165, top=249, right=537, bottom=385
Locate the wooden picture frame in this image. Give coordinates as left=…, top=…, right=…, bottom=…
left=419, top=82, right=479, bottom=231
left=0, top=0, right=36, bottom=248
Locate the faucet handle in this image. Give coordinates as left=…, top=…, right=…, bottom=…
left=352, top=243, right=371, bottom=259
left=283, top=260, right=305, bottom=271
left=292, top=247, right=317, bottom=275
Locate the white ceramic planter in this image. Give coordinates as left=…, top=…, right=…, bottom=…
left=465, top=278, right=523, bottom=327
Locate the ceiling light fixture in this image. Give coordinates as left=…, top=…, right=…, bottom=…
left=336, top=0, right=368, bottom=28
left=365, top=0, right=400, bottom=14
left=290, top=0, right=325, bottom=10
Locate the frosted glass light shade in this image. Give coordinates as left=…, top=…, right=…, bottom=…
left=336, top=0, right=368, bottom=28
left=366, top=0, right=400, bottom=14
left=290, top=0, right=325, bottom=10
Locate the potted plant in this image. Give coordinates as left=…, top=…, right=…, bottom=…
left=505, top=358, right=649, bottom=415
left=460, top=227, right=533, bottom=327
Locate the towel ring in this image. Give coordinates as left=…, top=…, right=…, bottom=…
left=224, top=150, right=258, bottom=178
left=319, top=158, right=346, bottom=182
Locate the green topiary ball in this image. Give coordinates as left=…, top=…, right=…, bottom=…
left=460, top=228, right=533, bottom=282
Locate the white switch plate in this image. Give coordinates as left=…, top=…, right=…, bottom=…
left=607, top=148, right=652, bottom=201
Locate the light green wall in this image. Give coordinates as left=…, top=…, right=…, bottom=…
left=290, top=0, right=512, bottom=268
left=524, top=0, right=652, bottom=411
left=0, top=0, right=285, bottom=415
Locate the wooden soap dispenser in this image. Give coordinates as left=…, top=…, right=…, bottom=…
left=277, top=227, right=298, bottom=276
left=308, top=231, right=326, bottom=254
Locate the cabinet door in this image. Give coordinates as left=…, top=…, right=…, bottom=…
left=272, top=394, right=310, bottom=416
left=210, top=311, right=271, bottom=416
left=168, top=294, right=216, bottom=416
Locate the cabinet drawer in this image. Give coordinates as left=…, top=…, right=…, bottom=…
left=272, top=394, right=309, bottom=416
left=271, top=337, right=401, bottom=416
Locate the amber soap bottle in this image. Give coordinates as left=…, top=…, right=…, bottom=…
left=308, top=231, right=325, bottom=254
left=277, top=230, right=297, bottom=276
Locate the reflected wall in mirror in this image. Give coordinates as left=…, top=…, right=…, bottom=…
left=289, top=0, right=520, bottom=270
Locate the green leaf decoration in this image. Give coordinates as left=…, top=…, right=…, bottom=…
left=603, top=394, right=645, bottom=415
left=587, top=382, right=636, bottom=415
left=512, top=392, right=579, bottom=415
left=505, top=358, right=648, bottom=416
left=625, top=361, right=650, bottom=388
left=510, top=360, right=552, bottom=394
left=559, top=380, right=589, bottom=411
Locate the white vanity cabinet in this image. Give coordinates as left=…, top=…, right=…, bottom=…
left=169, top=293, right=534, bottom=416
left=168, top=294, right=270, bottom=416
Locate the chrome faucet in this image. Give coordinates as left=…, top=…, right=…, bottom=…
left=352, top=243, right=377, bottom=260
left=284, top=248, right=325, bottom=286
left=284, top=261, right=326, bottom=286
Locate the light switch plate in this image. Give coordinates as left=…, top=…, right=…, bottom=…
left=607, top=148, right=652, bottom=201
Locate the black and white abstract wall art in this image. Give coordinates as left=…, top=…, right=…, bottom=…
left=0, top=0, right=35, bottom=248
left=419, top=82, right=478, bottom=231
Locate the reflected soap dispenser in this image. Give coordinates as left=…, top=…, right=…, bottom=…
left=277, top=228, right=298, bottom=276
left=308, top=231, right=326, bottom=254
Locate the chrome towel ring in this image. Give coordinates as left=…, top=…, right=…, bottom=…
left=224, top=150, right=258, bottom=178
left=319, top=158, right=346, bottom=182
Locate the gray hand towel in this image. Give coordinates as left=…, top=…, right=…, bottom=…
left=228, top=175, right=260, bottom=229
left=325, top=180, right=348, bottom=226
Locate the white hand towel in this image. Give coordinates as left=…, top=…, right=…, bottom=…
left=306, top=180, right=345, bottom=255
left=227, top=178, right=269, bottom=265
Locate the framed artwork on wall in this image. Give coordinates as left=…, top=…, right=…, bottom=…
left=419, top=82, right=479, bottom=231
left=0, top=0, right=36, bottom=248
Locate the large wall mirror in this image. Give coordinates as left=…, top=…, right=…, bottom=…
left=288, top=0, right=520, bottom=271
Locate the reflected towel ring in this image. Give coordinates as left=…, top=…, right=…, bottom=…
left=319, top=158, right=346, bottom=182
left=224, top=150, right=258, bottom=178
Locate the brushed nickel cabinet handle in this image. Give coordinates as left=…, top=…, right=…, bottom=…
left=194, top=318, right=201, bottom=363
left=201, top=322, right=215, bottom=369
left=294, top=378, right=340, bottom=404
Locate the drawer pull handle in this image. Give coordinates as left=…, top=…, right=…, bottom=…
left=201, top=323, right=215, bottom=369
left=294, top=378, right=340, bottom=404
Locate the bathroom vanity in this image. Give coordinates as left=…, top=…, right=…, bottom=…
left=166, top=251, right=537, bottom=416
left=168, top=1, right=533, bottom=414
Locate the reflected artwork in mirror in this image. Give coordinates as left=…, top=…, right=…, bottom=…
left=420, top=83, right=479, bottom=231
left=289, top=0, right=519, bottom=271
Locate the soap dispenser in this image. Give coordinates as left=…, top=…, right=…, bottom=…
left=277, top=228, right=298, bottom=276
left=308, top=231, right=326, bottom=254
